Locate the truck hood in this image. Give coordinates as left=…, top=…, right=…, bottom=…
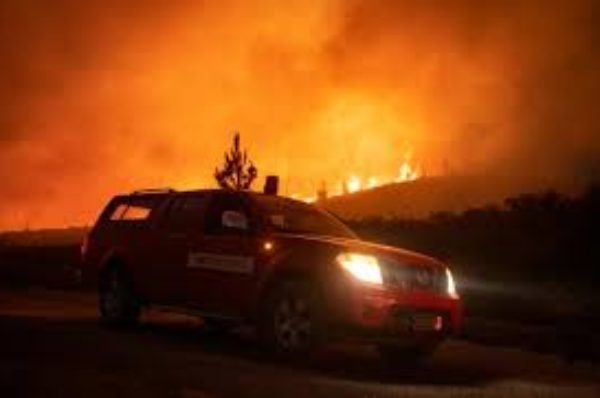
left=272, top=232, right=445, bottom=269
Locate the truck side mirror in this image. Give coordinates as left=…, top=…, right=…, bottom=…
left=221, top=210, right=249, bottom=231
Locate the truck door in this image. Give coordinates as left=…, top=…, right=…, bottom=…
left=185, top=191, right=258, bottom=317
left=111, top=195, right=186, bottom=304
left=147, top=193, right=210, bottom=305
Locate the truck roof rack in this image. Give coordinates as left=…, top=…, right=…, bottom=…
left=130, top=188, right=177, bottom=195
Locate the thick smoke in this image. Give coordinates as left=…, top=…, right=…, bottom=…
left=0, top=0, right=598, bottom=229
left=326, top=0, right=600, bottom=177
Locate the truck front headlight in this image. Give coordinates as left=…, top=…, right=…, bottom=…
left=336, top=253, right=383, bottom=285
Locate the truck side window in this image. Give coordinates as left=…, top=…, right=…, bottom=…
left=204, top=193, right=251, bottom=235
left=162, top=194, right=209, bottom=232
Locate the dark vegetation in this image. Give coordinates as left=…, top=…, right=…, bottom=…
left=0, top=227, right=85, bottom=289
left=214, top=132, right=258, bottom=191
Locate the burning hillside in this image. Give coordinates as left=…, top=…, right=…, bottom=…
left=322, top=174, right=584, bottom=220
left=290, top=151, right=423, bottom=202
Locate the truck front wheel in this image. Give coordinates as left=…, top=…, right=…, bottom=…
left=260, top=280, right=323, bottom=357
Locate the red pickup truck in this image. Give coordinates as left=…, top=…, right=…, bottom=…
left=82, top=188, right=462, bottom=359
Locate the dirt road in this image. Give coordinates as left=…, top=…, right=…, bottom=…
left=0, top=288, right=598, bottom=397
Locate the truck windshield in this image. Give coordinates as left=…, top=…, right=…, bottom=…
left=254, top=196, right=357, bottom=239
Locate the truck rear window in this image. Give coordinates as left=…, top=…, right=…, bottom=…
left=108, top=198, right=156, bottom=222
left=121, top=205, right=152, bottom=220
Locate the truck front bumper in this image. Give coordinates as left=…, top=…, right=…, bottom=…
left=325, top=281, right=463, bottom=344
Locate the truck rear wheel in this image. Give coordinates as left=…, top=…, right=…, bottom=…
left=99, top=266, right=140, bottom=327
left=260, top=280, right=323, bottom=357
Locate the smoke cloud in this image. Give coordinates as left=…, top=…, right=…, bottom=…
left=0, top=0, right=598, bottom=229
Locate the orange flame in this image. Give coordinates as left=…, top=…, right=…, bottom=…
left=288, top=151, right=422, bottom=202
left=334, top=153, right=421, bottom=199
left=346, top=175, right=362, bottom=193
left=397, top=153, right=421, bottom=182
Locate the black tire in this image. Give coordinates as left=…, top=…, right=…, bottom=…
left=259, top=280, right=323, bottom=357
left=98, top=266, right=141, bottom=327
left=377, top=343, right=438, bottom=364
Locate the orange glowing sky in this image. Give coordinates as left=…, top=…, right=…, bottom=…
left=0, top=0, right=599, bottom=229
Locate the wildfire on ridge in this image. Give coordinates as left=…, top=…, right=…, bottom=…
left=397, top=153, right=421, bottom=182
left=289, top=153, right=422, bottom=203
left=342, top=155, right=421, bottom=194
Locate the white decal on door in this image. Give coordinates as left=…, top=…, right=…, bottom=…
left=187, top=252, right=254, bottom=274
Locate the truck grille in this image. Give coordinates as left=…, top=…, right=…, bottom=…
left=382, top=261, right=446, bottom=293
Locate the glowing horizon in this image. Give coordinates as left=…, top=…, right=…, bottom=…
left=0, top=0, right=598, bottom=230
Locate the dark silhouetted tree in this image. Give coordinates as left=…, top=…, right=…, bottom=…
left=214, top=132, right=258, bottom=190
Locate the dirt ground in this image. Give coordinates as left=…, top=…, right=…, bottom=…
left=0, top=287, right=598, bottom=398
